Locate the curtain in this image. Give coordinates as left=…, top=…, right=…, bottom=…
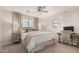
left=33, top=17, right=39, bottom=29
left=12, top=12, right=21, bottom=33
left=12, top=12, right=21, bottom=43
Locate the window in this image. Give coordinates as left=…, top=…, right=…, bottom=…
left=22, top=19, right=28, bottom=27
left=29, top=20, right=33, bottom=28
left=52, top=18, right=60, bottom=28
left=22, top=18, right=33, bottom=28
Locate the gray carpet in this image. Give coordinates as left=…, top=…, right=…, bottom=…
left=0, top=43, right=79, bottom=53
left=36, top=43, right=79, bottom=53
left=0, top=43, right=26, bottom=53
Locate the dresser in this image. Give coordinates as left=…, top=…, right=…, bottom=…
left=71, top=33, right=79, bottom=47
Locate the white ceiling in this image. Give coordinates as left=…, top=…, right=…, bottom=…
left=0, top=6, right=79, bottom=19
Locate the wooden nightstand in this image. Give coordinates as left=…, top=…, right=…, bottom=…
left=12, top=33, right=21, bottom=43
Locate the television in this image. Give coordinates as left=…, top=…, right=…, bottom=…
left=63, top=26, right=74, bottom=32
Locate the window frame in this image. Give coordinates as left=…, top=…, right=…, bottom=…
left=22, top=18, right=33, bottom=29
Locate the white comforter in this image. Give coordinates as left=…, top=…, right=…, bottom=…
left=21, top=31, right=57, bottom=52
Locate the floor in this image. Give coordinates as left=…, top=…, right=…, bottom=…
left=36, top=43, right=79, bottom=53
left=0, top=43, right=26, bottom=53
left=0, top=43, right=79, bottom=53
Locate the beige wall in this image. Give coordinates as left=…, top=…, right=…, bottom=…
left=0, top=19, right=1, bottom=42
left=62, top=9, right=79, bottom=33
left=0, top=9, right=12, bottom=45
left=39, top=9, right=79, bottom=33
left=0, top=10, right=2, bottom=45
left=39, top=14, right=64, bottom=33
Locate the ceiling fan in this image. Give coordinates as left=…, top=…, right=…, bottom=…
left=36, top=6, right=48, bottom=12
left=26, top=6, right=48, bottom=13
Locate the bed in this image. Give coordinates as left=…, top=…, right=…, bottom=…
left=21, top=31, right=57, bottom=53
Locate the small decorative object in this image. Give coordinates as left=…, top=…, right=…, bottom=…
left=26, top=29, right=28, bottom=32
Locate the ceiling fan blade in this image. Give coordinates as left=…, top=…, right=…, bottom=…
left=26, top=10, right=48, bottom=13
left=31, top=11, right=39, bottom=13
left=39, top=10, right=48, bottom=12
